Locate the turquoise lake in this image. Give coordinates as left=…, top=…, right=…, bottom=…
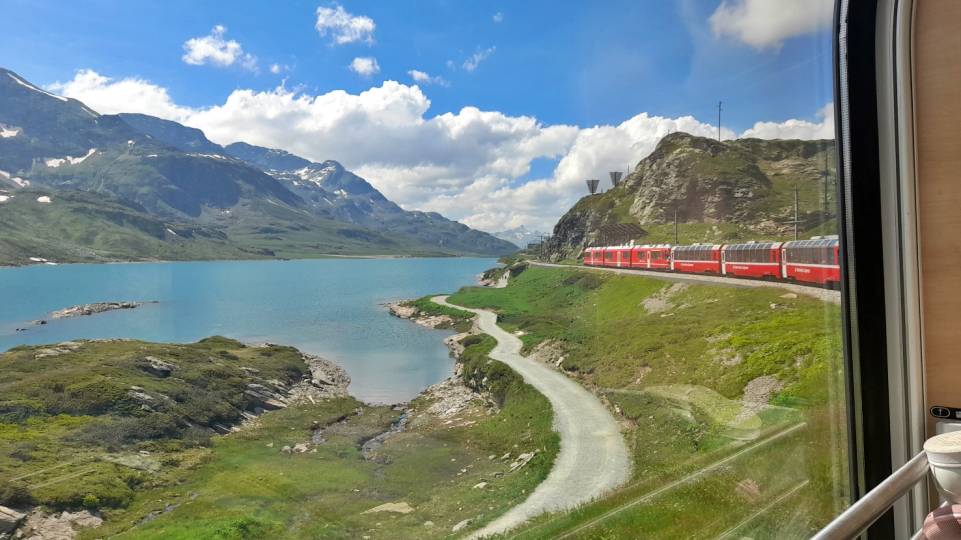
left=0, top=258, right=495, bottom=403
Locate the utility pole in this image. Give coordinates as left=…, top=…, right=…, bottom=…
left=717, top=101, right=723, bottom=141
left=820, top=152, right=830, bottom=219
left=784, top=184, right=803, bottom=241
left=793, top=185, right=800, bottom=241
left=673, top=206, right=679, bottom=245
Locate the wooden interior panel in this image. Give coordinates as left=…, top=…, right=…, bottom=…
left=914, top=0, right=961, bottom=433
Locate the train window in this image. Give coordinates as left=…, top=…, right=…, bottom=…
left=0, top=2, right=865, bottom=540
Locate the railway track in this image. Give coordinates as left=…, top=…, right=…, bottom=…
left=530, top=262, right=842, bottom=305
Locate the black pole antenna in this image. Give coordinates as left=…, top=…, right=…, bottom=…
left=717, top=101, right=723, bottom=141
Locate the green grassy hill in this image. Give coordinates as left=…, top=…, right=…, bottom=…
left=0, top=189, right=263, bottom=265
left=440, top=265, right=848, bottom=538
left=545, top=132, right=838, bottom=260
left=0, top=335, right=558, bottom=539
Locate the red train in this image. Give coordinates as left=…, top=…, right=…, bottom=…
left=583, top=237, right=841, bottom=288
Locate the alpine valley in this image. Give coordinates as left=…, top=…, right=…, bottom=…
left=0, top=68, right=517, bottom=266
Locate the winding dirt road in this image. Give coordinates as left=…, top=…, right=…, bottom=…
left=432, top=296, right=631, bottom=538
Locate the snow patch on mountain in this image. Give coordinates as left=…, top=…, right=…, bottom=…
left=8, top=72, right=68, bottom=102
left=492, top=225, right=546, bottom=248
left=0, top=123, right=20, bottom=138
left=44, top=148, right=97, bottom=168
left=0, top=170, right=30, bottom=187
left=293, top=165, right=337, bottom=187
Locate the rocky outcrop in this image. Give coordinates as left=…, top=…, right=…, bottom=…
left=12, top=509, right=102, bottom=539
left=50, top=301, right=156, bottom=319
left=544, top=132, right=836, bottom=261
left=0, top=506, right=25, bottom=534
left=286, top=354, right=350, bottom=404
left=139, top=356, right=175, bottom=378
left=385, top=302, right=456, bottom=329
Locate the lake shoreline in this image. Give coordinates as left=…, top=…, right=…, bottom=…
left=1, top=257, right=496, bottom=403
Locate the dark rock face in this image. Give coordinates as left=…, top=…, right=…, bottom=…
left=544, top=132, right=836, bottom=261
left=140, top=356, right=175, bottom=378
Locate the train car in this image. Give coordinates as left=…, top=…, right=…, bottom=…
left=721, top=242, right=784, bottom=279
left=607, top=245, right=633, bottom=268
left=630, top=244, right=672, bottom=270
left=781, top=238, right=841, bottom=288
left=582, top=247, right=598, bottom=266
left=671, top=244, right=722, bottom=274
left=601, top=247, right=615, bottom=267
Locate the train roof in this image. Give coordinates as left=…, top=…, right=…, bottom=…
left=722, top=241, right=783, bottom=250
left=672, top=243, right=722, bottom=250
left=782, top=238, right=839, bottom=248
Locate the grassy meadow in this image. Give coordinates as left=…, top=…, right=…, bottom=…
left=439, top=264, right=849, bottom=538
left=0, top=335, right=558, bottom=539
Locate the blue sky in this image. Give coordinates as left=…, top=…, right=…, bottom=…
left=0, top=0, right=837, bottom=231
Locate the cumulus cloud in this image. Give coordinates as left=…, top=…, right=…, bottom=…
left=710, top=0, right=834, bottom=49
left=349, top=57, right=380, bottom=77
left=46, top=70, right=193, bottom=121
left=740, top=102, right=834, bottom=139
left=407, top=69, right=448, bottom=86
left=463, top=47, right=495, bottom=72
left=315, top=3, right=375, bottom=45
left=492, top=12, right=504, bottom=23
left=269, top=63, right=290, bottom=74
left=45, top=68, right=835, bottom=232
left=182, top=25, right=257, bottom=70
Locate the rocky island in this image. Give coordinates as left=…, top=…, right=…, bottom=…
left=49, top=301, right=157, bottom=320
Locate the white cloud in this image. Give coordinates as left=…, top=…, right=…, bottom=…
left=269, top=63, right=290, bottom=74
left=740, top=102, right=834, bottom=139
left=45, top=68, right=834, bottom=232
left=46, top=70, right=193, bottom=121
left=463, top=47, right=496, bottom=72
left=349, top=57, right=380, bottom=77
left=182, top=25, right=257, bottom=70
left=315, top=3, right=375, bottom=45
left=492, top=12, right=504, bottom=23
left=407, top=69, right=448, bottom=86
left=710, top=0, right=834, bottom=49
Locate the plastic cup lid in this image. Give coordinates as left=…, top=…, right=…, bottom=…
left=925, top=431, right=961, bottom=465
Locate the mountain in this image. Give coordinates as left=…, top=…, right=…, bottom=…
left=0, top=188, right=254, bottom=265
left=0, top=68, right=302, bottom=219
left=544, top=132, right=837, bottom=261
left=118, top=113, right=222, bottom=154
left=492, top=225, right=547, bottom=248
left=0, top=69, right=143, bottom=172
left=106, top=113, right=516, bottom=256
left=0, top=67, right=515, bottom=263
left=222, top=144, right=517, bottom=255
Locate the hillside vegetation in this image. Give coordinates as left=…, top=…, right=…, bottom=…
left=0, top=335, right=558, bottom=539
left=443, top=265, right=848, bottom=538
left=545, top=132, right=837, bottom=261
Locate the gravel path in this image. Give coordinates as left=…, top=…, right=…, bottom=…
left=432, top=296, right=631, bottom=538
left=531, top=262, right=841, bottom=304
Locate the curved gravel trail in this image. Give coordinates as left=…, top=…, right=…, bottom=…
left=432, top=295, right=630, bottom=538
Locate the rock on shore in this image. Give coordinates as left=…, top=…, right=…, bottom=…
left=287, top=354, right=351, bottom=404
left=49, top=301, right=156, bottom=320
left=385, top=302, right=455, bottom=329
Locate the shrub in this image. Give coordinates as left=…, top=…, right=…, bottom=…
left=82, top=494, right=100, bottom=510
left=0, top=482, right=35, bottom=507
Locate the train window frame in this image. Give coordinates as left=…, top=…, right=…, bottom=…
left=832, top=0, right=932, bottom=536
